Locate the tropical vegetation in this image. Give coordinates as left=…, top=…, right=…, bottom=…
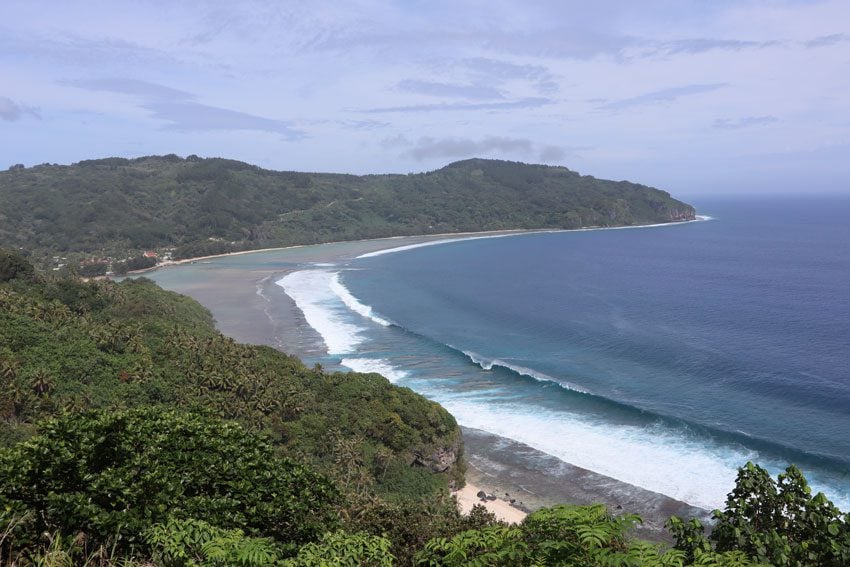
left=2, top=230, right=848, bottom=565
left=0, top=156, right=695, bottom=271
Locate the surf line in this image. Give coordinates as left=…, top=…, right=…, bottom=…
left=356, top=216, right=713, bottom=259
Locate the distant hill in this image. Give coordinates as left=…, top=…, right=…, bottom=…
left=0, top=155, right=695, bottom=269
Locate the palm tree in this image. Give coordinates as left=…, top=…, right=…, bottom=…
left=30, top=368, right=55, bottom=396
left=126, top=332, right=148, bottom=355
left=0, top=356, right=19, bottom=381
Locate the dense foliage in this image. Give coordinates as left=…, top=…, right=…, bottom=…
left=414, top=504, right=762, bottom=566
left=0, top=259, right=462, bottom=498
left=0, top=408, right=338, bottom=556
left=0, top=156, right=695, bottom=269
left=2, top=251, right=847, bottom=565
left=0, top=250, right=467, bottom=563
left=668, top=462, right=850, bottom=566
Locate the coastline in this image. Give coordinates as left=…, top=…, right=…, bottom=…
left=132, top=216, right=708, bottom=276
left=139, top=218, right=710, bottom=540
left=460, top=428, right=709, bottom=542
left=130, top=228, right=544, bottom=276
left=453, top=479, right=528, bottom=525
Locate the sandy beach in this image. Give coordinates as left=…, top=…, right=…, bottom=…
left=140, top=228, right=710, bottom=541
left=453, top=480, right=527, bottom=524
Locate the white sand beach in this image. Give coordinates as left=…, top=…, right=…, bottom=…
left=453, top=481, right=528, bottom=524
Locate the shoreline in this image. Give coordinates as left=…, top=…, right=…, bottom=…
left=453, top=479, right=528, bottom=524
left=139, top=217, right=710, bottom=540
left=130, top=228, right=543, bottom=276
left=131, top=216, right=707, bottom=276
left=460, top=428, right=709, bottom=542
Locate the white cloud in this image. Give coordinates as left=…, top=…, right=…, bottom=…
left=713, top=116, right=779, bottom=130
left=1, top=0, right=848, bottom=193
left=599, top=84, right=728, bottom=111
left=0, top=97, right=40, bottom=121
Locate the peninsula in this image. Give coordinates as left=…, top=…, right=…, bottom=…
left=0, top=156, right=695, bottom=273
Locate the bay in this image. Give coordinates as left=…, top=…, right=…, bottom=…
left=277, top=195, right=850, bottom=510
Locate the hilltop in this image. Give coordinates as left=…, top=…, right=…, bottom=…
left=0, top=156, right=695, bottom=271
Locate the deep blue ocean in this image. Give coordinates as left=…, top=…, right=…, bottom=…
left=275, top=195, right=850, bottom=510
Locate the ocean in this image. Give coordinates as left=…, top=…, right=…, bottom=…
left=273, top=195, right=850, bottom=512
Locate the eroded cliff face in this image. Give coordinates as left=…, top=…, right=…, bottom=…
left=415, top=441, right=460, bottom=473
left=599, top=201, right=696, bottom=227
left=667, top=206, right=696, bottom=222
left=412, top=431, right=465, bottom=485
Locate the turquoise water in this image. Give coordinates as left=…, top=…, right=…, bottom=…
left=273, top=195, right=850, bottom=510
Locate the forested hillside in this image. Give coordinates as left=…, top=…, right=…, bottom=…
left=0, top=156, right=695, bottom=270
left=0, top=250, right=462, bottom=493
left=2, top=252, right=848, bottom=565
left=0, top=249, right=474, bottom=564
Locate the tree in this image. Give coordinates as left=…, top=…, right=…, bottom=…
left=0, top=407, right=340, bottom=555
left=284, top=531, right=395, bottom=566
left=670, top=462, right=850, bottom=566
left=78, top=261, right=108, bottom=277
left=146, top=517, right=285, bottom=567
left=0, top=249, right=35, bottom=282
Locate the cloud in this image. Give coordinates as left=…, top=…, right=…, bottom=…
left=338, top=119, right=390, bottom=131
left=539, top=145, right=566, bottom=163
left=61, top=78, right=194, bottom=101
left=1, top=31, right=181, bottom=69
left=402, top=136, right=534, bottom=161
left=358, top=97, right=552, bottom=114
left=599, top=83, right=727, bottom=111
left=380, top=134, right=413, bottom=150
left=804, top=33, right=850, bottom=48
left=483, top=32, right=776, bottom=62
left=299, top=20, right=777, bottom=66
left=460, top=57, right=548, bottom=80
left=142, top=101, right=304, bottom=139
left=382, top=136, right=581, bottom=164
left=459, top=57, right=559, bottom=95
left=653, top=38, right=777, bottom=56
left=0, top=97, right=40, bottom=121
left=396, top=79, right=504, bottom=100
left=304, top=26, right=635, bottom=61
left=63, top=77, right=304, bottom=138
left=713, top=115, right=778, bottom=130
left=484, top=29, right=637, bottom=60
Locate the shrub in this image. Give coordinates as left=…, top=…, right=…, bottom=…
left=0, top=407, right=339, bottom=555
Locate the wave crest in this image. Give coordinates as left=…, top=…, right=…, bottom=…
left=329, top=273, right=392, bottom=326
left=460, top=349, right=590, bottom=394
left=341, top=357, right=409, bottom=383
left=276, top=270, right=366, bottom=355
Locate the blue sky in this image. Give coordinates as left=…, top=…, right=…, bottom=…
left=1, top=0, right=848, bottom=195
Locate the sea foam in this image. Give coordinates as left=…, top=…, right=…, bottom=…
left=439, top=397, right=748, bottom=510
left=276, top=270, right=366, bottom=354
left=329, top=273, right=392, bottom=326
left=461, top=349, right=590, bottom=394
left=356, top=235, right=511, bottom=259
left=340, top=357, right=409, bottom=383
left=285, top=215, right=849, bottom=511
left=337, top=350, right=749, bottom=510
left=338, top=347, right=848, bottom=511
left=280, top=267, right=850, bottom=512
left=357, top=218, right=711, bottom=259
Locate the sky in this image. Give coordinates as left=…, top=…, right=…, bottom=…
left=1, top=0, right=849, bottom=195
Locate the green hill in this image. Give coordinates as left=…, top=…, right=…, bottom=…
left=0, top=156, right=695, bottom=270
left=0, top=251, right=476, bottom=561
left=0, top=256, right=462, bottom=497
